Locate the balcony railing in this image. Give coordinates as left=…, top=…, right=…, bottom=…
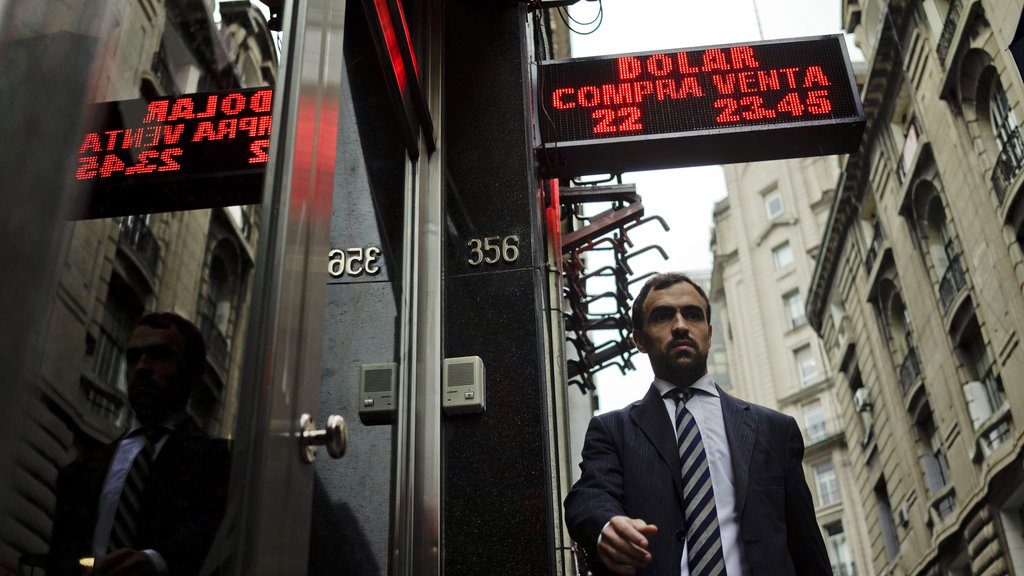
left=865, top=220, right=884, bottom=272
left=806, top=421, right=833, bottom=445
left=92, top=328, right=126, bottom=393
left=933, top=490, right=956, bottom=520
left=832, top=562, right=856, bottom=576
left=82, top=378, right=125, bottom=426
left=119, top=215, right=160, bottom=277
left=938, top=252, right=966, bottom=314
left=936, top=0, right=965, bottom=66
left=898, top=348, right=920, bottom=395
left=992, top=127, right=1024, bottom=205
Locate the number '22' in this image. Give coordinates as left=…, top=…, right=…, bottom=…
left=592, top=107, right=643, bottom=134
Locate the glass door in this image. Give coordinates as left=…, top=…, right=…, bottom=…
left=0, top=0, right=346, bottom=574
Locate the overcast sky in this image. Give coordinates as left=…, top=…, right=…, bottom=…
left=565, top=0, right=849, bottom=412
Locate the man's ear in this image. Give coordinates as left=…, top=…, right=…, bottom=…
left=633, top=331, right=647, bottom=353
left=708, top=323, right=713, bottom=343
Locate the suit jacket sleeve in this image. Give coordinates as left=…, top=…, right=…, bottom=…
left=563, top=414, right=624, bottom=574
left=783, top=416, right=834, bottom=576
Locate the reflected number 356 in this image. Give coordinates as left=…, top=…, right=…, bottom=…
left=467, top=235, right=520, bottom=266
left=328, top=246, right=381, bottom=277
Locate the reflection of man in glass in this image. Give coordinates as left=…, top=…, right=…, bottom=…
left=49, top=313, right=231, bottom=575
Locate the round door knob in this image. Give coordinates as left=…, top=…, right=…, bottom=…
left=299, top=413, right=348, bottom=463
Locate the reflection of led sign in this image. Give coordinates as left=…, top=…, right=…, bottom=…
left=74, top=88, right=273, bottom=219
left=535, top=35, right=865, bottom=177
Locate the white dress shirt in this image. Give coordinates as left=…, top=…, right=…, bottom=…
left=654, top=374, right=748, bottom=576
left=92, top=415, right=186, bottom=572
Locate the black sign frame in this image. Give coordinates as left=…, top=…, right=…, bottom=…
left=534, top=34, right=865, bottom=178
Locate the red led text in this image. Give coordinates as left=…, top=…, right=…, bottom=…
left=76, top=89, right=274, bottom=181
left=545, top=43, right=842, bottom=137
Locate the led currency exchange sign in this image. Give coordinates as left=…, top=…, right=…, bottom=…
left=535, top=35, right=865, bottom=177
left=74, top=88, right=273, bottom=219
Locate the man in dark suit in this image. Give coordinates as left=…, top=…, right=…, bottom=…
left=48, top=313, right=230, bottom=576
left=564, top=273, right=832, bottom=576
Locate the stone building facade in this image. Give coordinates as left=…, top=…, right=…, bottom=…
left=0, top=0, right=275, bottom=566
left=711, top=154, right=870, bottom=576
left=806, top=0, right=1024, bottom=574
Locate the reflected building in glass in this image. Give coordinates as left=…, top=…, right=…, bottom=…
left=0, top=0, right=275, bottom=567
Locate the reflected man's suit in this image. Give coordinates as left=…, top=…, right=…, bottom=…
left=48, top=416, right=230, bottom=576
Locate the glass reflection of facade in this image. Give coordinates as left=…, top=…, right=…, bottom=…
left=0, top=1, right=274, bottom=572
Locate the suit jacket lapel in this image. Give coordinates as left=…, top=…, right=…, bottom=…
left=719, top=386, right=757, bottom=517
left=629, top=385, right=684, bottom=504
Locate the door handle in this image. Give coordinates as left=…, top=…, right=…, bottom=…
left=299, top=413, right=348, bottom=463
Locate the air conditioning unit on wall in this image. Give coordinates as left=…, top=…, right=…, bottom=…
left=853, top=387, right=872, bottom=412
left=897, top=503, right=910, bottom=526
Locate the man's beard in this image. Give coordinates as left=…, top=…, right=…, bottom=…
left=653, top=353, right=708, bottom=387
left=129, top=379, right=188, bottom=424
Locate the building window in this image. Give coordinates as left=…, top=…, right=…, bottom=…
left=990, top=75, right=1018, bottom=153
left=765, top=192, right=784, bottom=220
left=795, top=344, right=819, bottom=386
left=917, top=412, right=951, bottom=494
left=988, top=73, right=1024, bottom=203
left=804, top=402, right=828, bottom=444
left=772, top=241, right=794, bottom=269
left=908, top=179, right=968, bottom=315
left=849, top=367, right=874, bottom=447
left=875, top=479, right=900, bottom=561
left=89, top=274, right=144, bottom=425
left=877, top=280, right=920, bottom=396
left=955, top=314, right=1010, bottom=455
left=784, top=290, right=806, bottom=329
left=829, top=291, right=848, bottom=347
left=200, top=238, right=243, bottom=375
left=814, top=460, right=840, bottom=506
left=956, top=317, right=1005, bottom=421
left=826, top=522, right=855, bottom=576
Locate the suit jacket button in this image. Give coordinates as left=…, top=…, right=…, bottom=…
left=676, top=530, right=686, bottom=542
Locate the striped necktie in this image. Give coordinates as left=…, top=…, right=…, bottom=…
left=668, top=388, right=726, bottom=576
left=108, top=427, right=165, bottom=552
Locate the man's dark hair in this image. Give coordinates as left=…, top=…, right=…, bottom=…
left=136, top=312, right=207, bottom=382
left=631, top=272, right=712, bottom=334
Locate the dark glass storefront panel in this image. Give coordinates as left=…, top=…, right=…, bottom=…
left=0, top=2, right=277, bottom=574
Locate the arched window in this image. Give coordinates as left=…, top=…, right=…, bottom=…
left=208, top=254, right=234, bottom=335
left=877, top=279, right=920, bottom=395
left=909, top=176, right=968, bottom=313
left=888, top=298, right=913, bottom=361
left=989, top=75, right=1017, bottom=154
left=199, top=238, right=242, bottom=379
left=924, top=196, right=952, bottom=274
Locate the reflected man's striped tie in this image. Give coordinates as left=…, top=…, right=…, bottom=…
left=668, top=388, right=726, bottom=576
left=108, top=427, right=164, bottom=552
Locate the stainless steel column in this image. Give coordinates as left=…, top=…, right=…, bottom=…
left=229, top=0, right=346, bottom=573
left=394, top=0, right=443, bottom=573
